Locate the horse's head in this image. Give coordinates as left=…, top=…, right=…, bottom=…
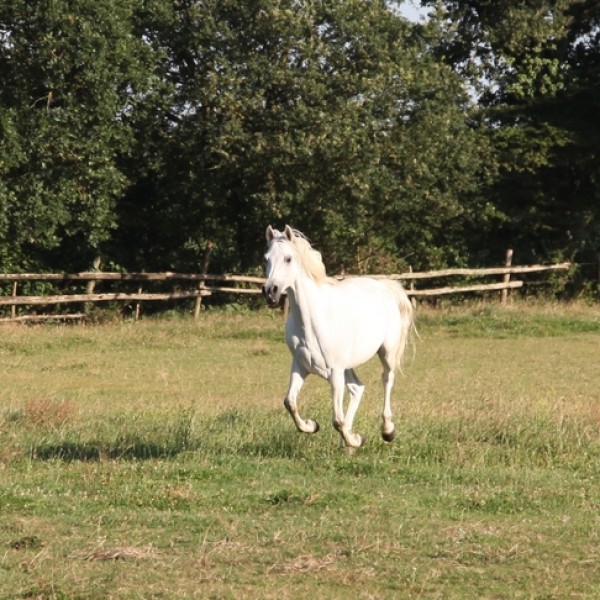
left=262, top=225, right=300, bottom=306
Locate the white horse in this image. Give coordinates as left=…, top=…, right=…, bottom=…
left=263, top=225, right=415, bottom=449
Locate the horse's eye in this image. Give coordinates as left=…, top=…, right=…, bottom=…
left=284, top=256, right=292, bottom=264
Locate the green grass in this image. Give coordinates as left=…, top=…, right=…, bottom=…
left=0, top=303, right=599, bottom=598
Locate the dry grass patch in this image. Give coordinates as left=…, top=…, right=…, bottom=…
left=21, top=396, right=76, bottom=427
left=70, top=538, right=159, bottom=562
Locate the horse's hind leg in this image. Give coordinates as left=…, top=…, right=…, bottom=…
left=378, top=348, right=397, bottom=442
left=284, top=360, right=320, bottom=434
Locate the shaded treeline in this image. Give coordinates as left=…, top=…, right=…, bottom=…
left=1, top=1, right=598, bottom=290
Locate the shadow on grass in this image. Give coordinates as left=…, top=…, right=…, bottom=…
left=30, top=438, right=197, bottom=462
left=27, top=409, right=198, bottom=462
left=29, top=432, right=314, bottom=462
left=25, top=408, right=310, bottom=462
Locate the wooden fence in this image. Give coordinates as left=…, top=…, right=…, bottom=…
left=0, top=255, right=571, bottom=323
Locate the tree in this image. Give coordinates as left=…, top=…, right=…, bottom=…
left=1, top=0, right=495, bottom=276
left=423, top=0, right=600, bottom=265
left=0, top=0, right=153, bottom=271
left=111, top=0, right=490, bottom=274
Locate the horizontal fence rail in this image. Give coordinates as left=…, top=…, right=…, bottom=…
left=0, top=259, right=572, bottom=322
left=378, top=263, right=571, bottom=280
left=0, top=272, right=265, bottom=283
left=0, top=290, right=212, bottom=306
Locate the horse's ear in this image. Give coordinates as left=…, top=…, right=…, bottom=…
left=284, top=225, right=294, bottom=241
left=265, top=225, right=275, bottom=242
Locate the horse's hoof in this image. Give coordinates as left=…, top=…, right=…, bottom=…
left=341, top=434, right=366, bottom=452
left=312, top=420, right=320, bottom=434
left=382, top=428, right=396, bottom=443
left=351, top=434, right=367, bottom=448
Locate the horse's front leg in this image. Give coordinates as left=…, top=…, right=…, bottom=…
left=331, top=369, right=365, bottom=449
left=344, top=368, right=365, bottom=440
left=283, top=360, right=320, bottom=434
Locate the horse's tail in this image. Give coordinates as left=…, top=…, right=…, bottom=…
left=382, top=279, right=417, bottom=370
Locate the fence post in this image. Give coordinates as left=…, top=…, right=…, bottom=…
left=408, top=266, right=417, bottom=309
left=84, top=257, right=102, bottom=315
left=11, top=281, right=18, bottom=320
left=194, top=241, right=213, bottom=320
left=501, top=249, right=513, bottom=304
left=135, top=281, right=143, bottom=320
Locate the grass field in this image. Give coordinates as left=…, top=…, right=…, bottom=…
left=1, top=303, right=599, bottom=598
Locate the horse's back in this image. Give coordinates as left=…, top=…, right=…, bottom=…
left=338, top=276, right=407, bottom=317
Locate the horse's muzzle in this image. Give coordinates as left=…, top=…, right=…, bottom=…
left=262, top=284, right=280, bottom=307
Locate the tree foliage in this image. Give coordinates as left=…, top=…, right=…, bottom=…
left=113, top=0, right=489, bottom=273
left=0, top=0, right=598, bottom=281
left=423, top=0, right=600, bottom=264
left=0, top=0, right=154, bottom=270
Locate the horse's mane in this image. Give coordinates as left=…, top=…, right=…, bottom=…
left=282, top=228, right=337, bottom=285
